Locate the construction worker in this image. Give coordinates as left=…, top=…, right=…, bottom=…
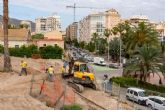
left=61, top=66, right=65, bottom=73
left=48, top=66, right=54, bottom=81
left=19, top=60, right=27, bottom=76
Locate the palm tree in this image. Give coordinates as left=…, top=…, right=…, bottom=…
left=161, top=42, right=165, bottom=57
left=104, top=28, right=111, bottom=60
left=125, top=44, right=160, bottom=82
left=3, top=0, right=12, bottom=72
left=157, top=63, right=165, bottom=79
left=109, top=37, right=120, bottom=62
left=126, top=22, right=159, bottom=53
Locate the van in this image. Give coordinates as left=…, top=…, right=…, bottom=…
left=126, top=87, right=148, bottom=105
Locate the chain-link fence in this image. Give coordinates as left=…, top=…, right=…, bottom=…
left=29, top=74, right=76, bottom=110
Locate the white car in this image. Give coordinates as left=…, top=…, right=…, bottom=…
left=126, top=87, right=148, bottom=105
left=146, top=96, right=165, bottom=110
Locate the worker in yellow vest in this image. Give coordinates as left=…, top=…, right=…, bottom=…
left=19, top=60, right=27, bottom=76
left=48, top=66, right=54, bottom=81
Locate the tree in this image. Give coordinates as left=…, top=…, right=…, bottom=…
left=125, top=45, right=160, bottom=82
left=161, top=42, right=165, bottom=57
left=126, top=22, right=159, bottom=54
left=97, top=38, right=107, bottom=55
left=79, top=41, right=86, bottom=49
left=91, top=32, right=99, bottom=51
left=19, top=24, right=29, bottom=29
left=32, top=33, right=44, bottom=39
left=112, top=22, right=133, bottom=58
left=157, top=63, right=165, bottom=79
left=85, top=41, right=95, bottom=52
left=109, top=37, right=120, bottom=62
left=72, top=39, right=79, bottom=48
left=3, top=0, right=12, bottom=72
left=104, top=28, right=111, bottom=60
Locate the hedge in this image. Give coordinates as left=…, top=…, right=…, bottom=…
left=10, top=45, right=39, bottom=58
left=0, top=45, right=63, bottom=59
left=60, top=104, right=82, bottom=110
left=39, top=45, right=63, bottom=59
left=110, top=77, right=165, bottom=93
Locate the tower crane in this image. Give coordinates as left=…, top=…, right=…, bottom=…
left=66, top=3, right=106, bottom=22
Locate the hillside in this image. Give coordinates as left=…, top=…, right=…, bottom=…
left=0, top=15, right=35, bottom=32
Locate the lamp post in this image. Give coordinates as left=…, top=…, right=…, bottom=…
left=119, top=36, right=122, bottom=67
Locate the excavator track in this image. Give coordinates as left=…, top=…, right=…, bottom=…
left=68, top=80, right=84, bottom=93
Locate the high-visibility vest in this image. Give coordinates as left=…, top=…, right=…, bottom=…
left=21, top=61, right=27, bottom=68
left=48, top=67, right=54, bottom=74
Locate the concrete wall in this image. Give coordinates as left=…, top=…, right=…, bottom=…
left=0, top=41, right=28, bottom=47
left=35, top=40, right=64, bottom=49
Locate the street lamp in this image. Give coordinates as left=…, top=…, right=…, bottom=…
left=119, top=36, right=122, bottom=67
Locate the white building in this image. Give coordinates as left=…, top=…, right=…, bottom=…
left=79, top=12, right=106, bottom=43
left=20, top=20, right=32, bottom=31
left=79, top=9, right=121, bottom=43
left=0, top=28, right=31, bottom=48
left=35, top=15, right=61, bottom=33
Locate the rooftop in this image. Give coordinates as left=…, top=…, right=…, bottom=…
left=0, top=28, right=30, bottom=41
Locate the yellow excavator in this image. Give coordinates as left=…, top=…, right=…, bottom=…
left=62, top=58, right=96, bottom=92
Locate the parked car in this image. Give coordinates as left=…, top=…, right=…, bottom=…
left=146, top=96, right=165, bottom=110
left=126, top=87, right=148, bottom=105
left=109, top=63, right=119, bottom=69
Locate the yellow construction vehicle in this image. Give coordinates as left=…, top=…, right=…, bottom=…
left=62, top=60, right=96, bottom=92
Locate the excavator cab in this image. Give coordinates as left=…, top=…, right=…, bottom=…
left=73, top=62, right=95, bottom=85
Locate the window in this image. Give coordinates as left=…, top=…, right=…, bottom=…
left=127, top=89, right=130, bottom=93
left=43, top=44, right=46, bottom=46
left=138, top=91, right=146, bottom=97
left=155, top=99, right=163, bottom=105
left=134, top=92, right=138, bottom=96
left=80, top=64, right=88, bottom=72
left=74, top=65, right=79, bottom=71
left=130, top=90, right=133, bottom=94
left=149, top=98, right=155, bottom=101
left=15, top=45, right=19, bottom=48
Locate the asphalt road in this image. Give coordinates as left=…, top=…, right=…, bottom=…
left=91, top=65, right=149, bottom=110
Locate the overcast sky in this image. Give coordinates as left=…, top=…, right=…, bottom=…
left=0, top=0, right=165, bottom=30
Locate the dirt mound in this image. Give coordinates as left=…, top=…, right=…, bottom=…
left=0, top=72, right=53, bottom=110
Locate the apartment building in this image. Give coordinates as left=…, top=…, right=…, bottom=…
left=35, top=15, right=61, bottom=33
left=66, top=22, right=79, bottom=41
left=128, top=15, right=165, bottom=42
left=79, top=9, right=121, bottom=43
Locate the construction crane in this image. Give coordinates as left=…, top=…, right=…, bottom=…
left=66, top=3, right=106, bottom=22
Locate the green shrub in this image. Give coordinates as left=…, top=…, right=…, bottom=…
left=39, top=45, right=63, bottom=59
left=0, top=45, right=4, bottom=53
left=60, top=104, right=82, bottom=110
left=32, top=33, right=44, bottom=39
left=110, top=77, right=165, bottom=93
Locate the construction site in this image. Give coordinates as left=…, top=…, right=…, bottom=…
left=0, top=55, right=134, bottom=110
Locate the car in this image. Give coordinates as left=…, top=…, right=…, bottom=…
left=109, top=63, right=119, bottom=69
left=126, top=87, right=148, bottom=105
left=146, top=96, right=165, bottom=110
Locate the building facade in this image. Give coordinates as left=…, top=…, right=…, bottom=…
left=79, top=9, right=121, bottom=43
left=20, top=20, right=32, bottom=32
left=35, top=15, right=61, bottom=33
left=0, top=28, right=31, bottom=47
left=66, top=22, right=78, bottom=41
left=32, top=30, right=64, bottom=49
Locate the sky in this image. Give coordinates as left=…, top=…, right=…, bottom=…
left=0, top=0, right=165, bottom=30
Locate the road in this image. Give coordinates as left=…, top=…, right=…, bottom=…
left=91, top=64, right=149, bottom=110
left=68, top=47, right=149, bottom=110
